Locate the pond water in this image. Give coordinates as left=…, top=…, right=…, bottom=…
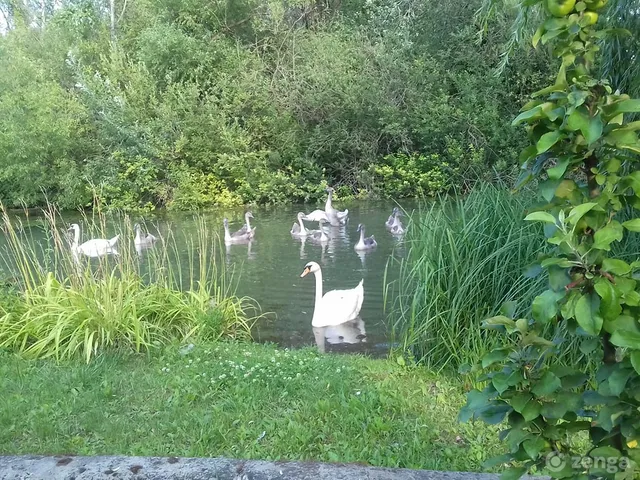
left=0, top=199, right=416, bottom=355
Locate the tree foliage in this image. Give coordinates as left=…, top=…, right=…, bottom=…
left=461, top=0, right=640, bottom=478
left=1, top=0, right=553, bottom=209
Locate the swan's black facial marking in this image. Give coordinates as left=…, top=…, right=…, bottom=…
left=300, top=265, right=312, bottom=278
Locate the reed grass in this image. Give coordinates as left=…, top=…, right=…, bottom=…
left=387, top=184, right=548, bottom=371
left=0, top=205, right=260, bottom=362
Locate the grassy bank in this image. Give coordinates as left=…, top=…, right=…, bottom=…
left=0, top=340, right=500, bottom=471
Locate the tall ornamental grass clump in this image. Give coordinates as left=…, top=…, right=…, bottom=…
left=388, top=184, right=549, bottom=370
left=0, top=206, right=259, bottom=362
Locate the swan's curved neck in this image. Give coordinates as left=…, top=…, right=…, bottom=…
left=135, top=225, right=141, bottom=241
left=245, top=214, right=252, bottom=231
left=72, top=226, right=80, bottom=247
left=298, top=216, right=307, bottom=234
left=325, top=190, right=333, bottom=211
left=313, top=269, right=323, bottom=310
left=359, top=227, right=365, bottom=243
left=223, top=223, right=231, bottom=241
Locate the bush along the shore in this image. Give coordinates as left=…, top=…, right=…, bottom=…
left=460, top=0, right=640, bottom=479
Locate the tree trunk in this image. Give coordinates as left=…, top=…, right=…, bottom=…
left=109, top=0, right=115, bottom=41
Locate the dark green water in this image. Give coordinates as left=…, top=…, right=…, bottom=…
left=0, top=199, right=415, bottom=355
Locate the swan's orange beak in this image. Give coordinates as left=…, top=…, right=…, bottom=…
left=300, top=266, right=310, bottom=278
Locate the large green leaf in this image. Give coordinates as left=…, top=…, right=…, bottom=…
left=547, top=158, right=569, bottom=180
left=566, top=107, right=589, bottom=132
left=583, top=115, right=603, bottom=145
left=524, top=211, right=557, bottom=224
left=567, top=202, right=597, bottom=224
left=482, top=348, right=510, bottom=368
left=532, top=371, right=562, bottom=397
left=532, top=290, right=562, bottom=324
left=605, top=99, right=640, bottom=116
left=622, top=219, right=640, bottom=232
left=575, top=292, right=603, bottom=336
left=630, top=351, right=640, bottom=376
left=500, top=467, right=527, bottom=480
left=521, top=400, right=542, bottom=421
left=602, top=258, right=631, bottom=275
left=594, top=278, right=621, bottom=321
left=593, top=221, right=623, bottom=250
left=610, top=330, right=640, bottom=349
left=536, top=131, right=564, bottom=154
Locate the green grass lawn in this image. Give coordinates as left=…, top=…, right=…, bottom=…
left=0, top=341, right=501, bottom=471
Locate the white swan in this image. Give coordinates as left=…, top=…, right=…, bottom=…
left=308, top=218, right=330, bottom=243
left=68, top=223, right=119, bottom=261
left=235, top=212, right=256, bottom=239
left=386, top=207, right=405, bottom=235
left=291, top=212, right=309, bottom=237
left=302, top=209, right=329, bottom=223
left=385, top=207, right=400, bottom=229
left=325, top=187, right=348, bottom=226
left=354, top=223, right=377, bottom=251
left=134, top=223, right=157, bottom=248
left=300, top=261, right=364, bottom=327
left=223, top=218, right=252, bottom=244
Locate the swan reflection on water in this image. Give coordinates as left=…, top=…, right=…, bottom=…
left=225, top=239, right=255, bottom=264
left=313, top=317, right=367, bottom=353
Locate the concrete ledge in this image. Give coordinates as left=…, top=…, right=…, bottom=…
left=0, top=455, right=501, bottom=480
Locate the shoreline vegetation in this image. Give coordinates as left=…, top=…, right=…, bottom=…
left=0, top=185, right=525, bottom=471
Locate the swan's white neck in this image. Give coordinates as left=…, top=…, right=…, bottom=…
left=298, top=216, right=307, bottom=235
left=71, top=226, right=80, bottom=248
left=223, top=223, right=231, bottom=242
left=325, top=190, right=333, bottom=211
left=134, top=225, right=142, bottom=242
left=312, top=269, right=323, bottom=314
left=245, top=214, right=252, bottom=231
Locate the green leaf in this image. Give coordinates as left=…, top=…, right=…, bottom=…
left=590, top=446, right=622, bottom=459
left=532, top=371, right=562, bottom=397
left=500, top=467, right=527, bottom=480
left=607, top=99, right=640, bottom=115
left=482, top=349, right=510, bottom=368
left=602, top=258, right=631, bottom=275
left=610, top=330, right=640, bottom=349
left=483, top=316, right=516, bottom=330
left=536, top=131, right=563, bottom=154
left=567, top=202, right=597, bottom=224
left=524, top=211, right=557, bottom=224
left=523, top=437, right=546, bottom=460
left=532, top=290, right=562, bottom=324
left=521, top=400, right=542, bottom=421
left=566, top=107, right=589, bottom=132
left=512, top=103, right=551, bottom=126
left=510, top=393, right=533, bottom=413
left=575, top=292, right=603, bottom=335
left=630, top=351, right=640, bottom=375
left=622, top=219, right=640, bottom=232
left=593, top=221, right=624, bottom=250
left=547, top=158, right=570, bottom=180
left=604, top=368, right=632, bottom=396
left=532, top=25, right=544, bottom=48
left=459, top=388, right=494, bottom=422
left=583, top=115, right=603, bottom=145
left=579, top=337, right=599, bottom=354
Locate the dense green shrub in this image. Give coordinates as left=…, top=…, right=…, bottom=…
left=0, top=0, right=560, bottom=210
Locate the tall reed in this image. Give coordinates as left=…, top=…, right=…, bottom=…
left=0, top=204, right=260, bottom=362
left=387, top=184, right=548, bottom=371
